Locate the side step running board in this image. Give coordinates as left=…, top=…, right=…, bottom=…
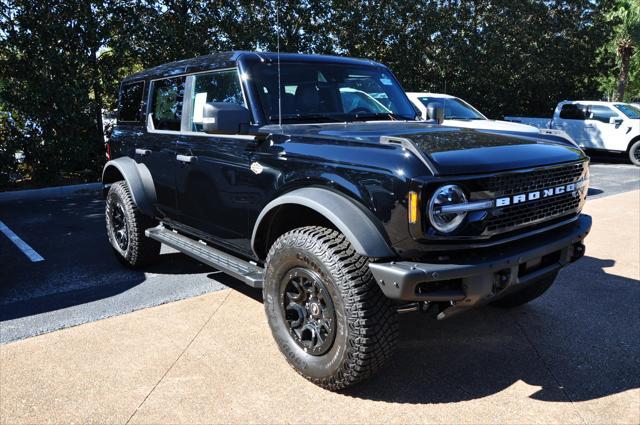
left=145, top=225, right=264, bottom=288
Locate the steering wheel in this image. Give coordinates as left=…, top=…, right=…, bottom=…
left=349, top=107, right=373, bottom=115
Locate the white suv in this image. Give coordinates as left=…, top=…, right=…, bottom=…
left=407, top=92, right=578, bottom=148
left=551, top=101, right=640, bottom=165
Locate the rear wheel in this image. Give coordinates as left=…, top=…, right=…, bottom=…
left=491, top=271, right=558, bottom=308
left=263, top=226, right=398, bottom=390
left=105, top=181, right=160, bottom=267
left=628, top=139, right=640, bottom=166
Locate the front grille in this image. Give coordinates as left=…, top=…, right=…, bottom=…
left=477, top=161, right=588, bottom=235
left=486, top=192, right=582, bottom=232
left=482, top=161, right=586, bottom=198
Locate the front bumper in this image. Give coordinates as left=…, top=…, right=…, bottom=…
left=369, top=214, right=591, bottom=315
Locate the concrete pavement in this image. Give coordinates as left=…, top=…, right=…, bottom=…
left=1, top=190, right=639, bottom=424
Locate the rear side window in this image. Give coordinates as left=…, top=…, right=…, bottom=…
left=118, top=81, right=144, bottom=122
left=588, top=105, right=618, bottom=123
left=151, top=76, right=186, bottom=131
left=559, top=104, right=586, bottom=120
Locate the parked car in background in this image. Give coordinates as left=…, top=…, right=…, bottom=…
left=506, top=101, right=640, bottom=165
left=407, top=92, right=578, bottom=148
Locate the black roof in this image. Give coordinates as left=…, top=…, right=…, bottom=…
left=122, top=51, right=383, bottom=83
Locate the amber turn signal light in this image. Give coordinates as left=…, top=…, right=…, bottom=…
left=408, top=191, right=418, bottom=224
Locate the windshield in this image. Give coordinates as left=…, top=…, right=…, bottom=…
left=247, top=61, right=417, bottom=123
left=417, top=96, right=485, bottom=120
left=615, top=103, right=640, bottom=119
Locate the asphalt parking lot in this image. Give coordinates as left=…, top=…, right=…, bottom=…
left=0, top=159, right=638, bottom=424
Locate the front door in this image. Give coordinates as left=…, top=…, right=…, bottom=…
left=584, top=104, right=628, bottom=151
left=174, top=69, right=262, bottom=255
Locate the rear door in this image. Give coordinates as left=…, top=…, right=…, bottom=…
left=136, top=75, right=186, bottom=219
left=175, top=69, right=262, bottom=254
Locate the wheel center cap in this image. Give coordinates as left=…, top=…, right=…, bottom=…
left=310, top=303, right=320, bottom=317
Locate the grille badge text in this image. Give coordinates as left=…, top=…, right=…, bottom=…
left=495, top=179, right=587, bottom=208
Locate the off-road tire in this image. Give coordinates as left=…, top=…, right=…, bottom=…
left=628, top=139, right=640, bottom=166
left=105, top=181, right=160, bottom=267
left=491, top=271, right=558, bottom=308
left=263, top=226, right=398, bottom=390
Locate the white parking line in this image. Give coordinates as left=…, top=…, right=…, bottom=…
left=0, top=219, right=44, bottom=262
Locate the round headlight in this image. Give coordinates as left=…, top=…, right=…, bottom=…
left=428, top=185, right=468, bottom=233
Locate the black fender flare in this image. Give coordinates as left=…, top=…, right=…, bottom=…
left=102, top=157, right=156, bottom=216
left=251, top=187, right=396, bottom=259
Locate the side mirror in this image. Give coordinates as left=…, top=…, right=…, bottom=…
left=426, top=102, right=445, bottom=125
left=609, top=117, right=623, bottom=126
left=202, top=102, right=251, bottom=134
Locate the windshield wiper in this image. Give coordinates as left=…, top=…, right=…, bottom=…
left=446, top=116, right=475, bottom=120
left=347, top=112, right=407, bottom=122
left=268, top=113, right=345, bottom=123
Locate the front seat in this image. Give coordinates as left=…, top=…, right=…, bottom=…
left=295, top=84, right=321, bottom=114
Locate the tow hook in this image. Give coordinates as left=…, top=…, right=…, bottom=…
left=494, top=269, right=511, bottom=292
left=571, top=242, right=586, bottom=262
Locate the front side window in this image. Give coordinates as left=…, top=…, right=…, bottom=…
left=248, top=61, right=416, bottom=123
left=559, top=104, right=586, bottom=120
left=118, top=81, right=144, bottom=122
left=417, top=96, right=485, bottom=120
left=151, top=76, right=186, bottom=131
left=189, top=69, right=244, bottom=132
left=588, top=105, right=618, bottom=123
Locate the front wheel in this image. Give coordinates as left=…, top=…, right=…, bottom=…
left=628, top=139, right=640, bottom=166
left=263, top=226, right=398, bottom=390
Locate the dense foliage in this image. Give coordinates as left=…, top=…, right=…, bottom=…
left=0, top=0, right=633, bottom=189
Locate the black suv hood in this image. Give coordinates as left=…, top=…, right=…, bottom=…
left=261, top=122, right=586, bottom=175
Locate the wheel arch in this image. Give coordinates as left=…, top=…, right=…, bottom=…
left=102, top=157, right=157, bottom=216
left=627, top=135, right=640, bottom=152
left=251, top=187, right=396, bottom=261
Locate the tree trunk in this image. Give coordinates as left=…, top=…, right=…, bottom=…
left=90, top=46, right=104, bottom=143
left=616, top=48, right=633, bottom=101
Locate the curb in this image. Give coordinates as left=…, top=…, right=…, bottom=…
left=0, top=182, right=102, bottom=203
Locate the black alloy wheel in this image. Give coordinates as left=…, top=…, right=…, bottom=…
left=110, top=201, right=129, bottom=251
left=280, top=267, right=336, bottom=356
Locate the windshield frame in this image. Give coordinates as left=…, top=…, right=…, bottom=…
left=238, top=55, right=418, bottom=125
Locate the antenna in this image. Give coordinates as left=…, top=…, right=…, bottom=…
left=276, top=0, right=282, bottom=128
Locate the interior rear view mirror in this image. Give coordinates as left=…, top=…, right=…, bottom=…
left=202, top=102, right=251, bottom=134
left=426, top=102, right=445, bottom=125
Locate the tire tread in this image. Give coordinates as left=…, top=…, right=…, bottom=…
left=265, top=226, right=398, bottom=390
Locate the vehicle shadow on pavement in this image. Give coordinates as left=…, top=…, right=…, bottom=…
left=344, top=255, right=639, bottom=404
left=1, top=194, right=210, bottom=323
left=0, top=253, right=208, bottom=322
left=212, top=256, right=639, bottom=405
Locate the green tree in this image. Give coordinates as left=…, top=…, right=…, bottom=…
left=598, top=0, right=640, bottom=100
left=0, top=0, right=121, bottom=184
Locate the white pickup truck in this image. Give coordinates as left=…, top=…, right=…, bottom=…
left=505, top=100, right=640, bottom=165
left=407, top=92, right=579, bottom=149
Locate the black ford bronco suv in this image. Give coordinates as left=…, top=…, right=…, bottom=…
left=103, top=51, right=591, bottom=390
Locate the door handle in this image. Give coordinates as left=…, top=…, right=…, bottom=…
left=135, top=148, right=151, bottom=156
left=176, top=154, right=197, bottom=163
